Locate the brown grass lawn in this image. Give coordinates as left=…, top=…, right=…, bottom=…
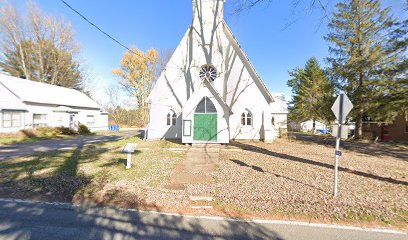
left=0, top=136, right=187, bottom=209
left=216, top=137, right=408, bottom=229
left=0, top=133, right=406, bottom=230
left=0, top=128, right=75, bottom=145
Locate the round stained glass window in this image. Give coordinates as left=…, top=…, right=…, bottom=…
left=199, top=65, right=217, bottom=82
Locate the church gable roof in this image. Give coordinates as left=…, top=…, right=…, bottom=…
left=222, top=21, right=274, bottom=104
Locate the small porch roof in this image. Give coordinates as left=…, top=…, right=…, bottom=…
left=53, top=106, right=79, bottom=113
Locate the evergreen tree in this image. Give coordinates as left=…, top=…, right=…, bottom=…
left=368, top=16, right=408, bottom=123
left=288, top=57, right=335, bottom=132
left=325, top=0, right=402, bottom=139
left=0, top=1, right=85, bottom=90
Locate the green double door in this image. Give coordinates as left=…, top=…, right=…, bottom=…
left=193, top=114, right=217, bottom=141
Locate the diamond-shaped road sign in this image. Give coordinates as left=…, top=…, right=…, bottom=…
left=331, top=93, right=353, bottom=123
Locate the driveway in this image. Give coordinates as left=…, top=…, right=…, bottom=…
left=0, top=130, right=141, bottom=161
left=0, top=199, right=405, bottom=240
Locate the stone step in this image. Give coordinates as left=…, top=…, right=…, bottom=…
left=189, top=196, right=214, bottom=202
left=192, top=144, right=221, bottom=148
left=191, top=206, right=213, bottom=209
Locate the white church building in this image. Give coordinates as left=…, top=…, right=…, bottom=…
left=146, top=0, right=288, bottom=144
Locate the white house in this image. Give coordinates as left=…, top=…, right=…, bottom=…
left=146, top=0, right=288, bottom=144
left=300, top=120, right=327, bottom=133
left=0, top=74, right=108, bottom=133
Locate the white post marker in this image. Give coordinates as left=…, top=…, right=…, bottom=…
left=331, top=93, right=353, bottom=197
left=122, top=143, right=137, bottom=169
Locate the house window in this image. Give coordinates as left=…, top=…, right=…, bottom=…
left=2, top=111, right=21, bottom=128
left=167, top=112, right=177, bottom=126
left=33, top=114, right=47, bottom=128
left=87, top=115, right=95, bottom=126
left=241, top=111, right=253, bottom=126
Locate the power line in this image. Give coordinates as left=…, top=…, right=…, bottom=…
left=60, top=0, right=135, bottom=54
left=60, top=0, right=181, bottom=71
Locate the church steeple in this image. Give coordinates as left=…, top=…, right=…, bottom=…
left=192, top=0, right=225, bottom=33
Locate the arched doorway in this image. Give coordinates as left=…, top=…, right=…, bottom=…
left=194, top=97, right=217, bottom=141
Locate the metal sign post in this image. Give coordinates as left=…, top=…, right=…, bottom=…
left=331, top=93, right=353, bottom=197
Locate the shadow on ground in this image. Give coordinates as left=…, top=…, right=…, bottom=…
left=0, top=143, right=106, bottom=202
left=230, top=159, right=329, bottom=194
left=291, top=133, right=408, bottom=161
left=0, top=199, right=284, bottom=240
left=230, top=142, right=408, bottom=186
left=0, top=130, right=141, bottom=161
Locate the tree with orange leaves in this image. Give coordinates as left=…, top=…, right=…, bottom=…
left=113, top=47, right=159, bottom=125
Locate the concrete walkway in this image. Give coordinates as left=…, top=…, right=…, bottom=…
left=166, top=144, right=220, bottom=191
left=0, top=198, right=406, bottom=240
left=0, top=130, right=140, bottom=161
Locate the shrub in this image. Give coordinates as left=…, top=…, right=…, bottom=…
left=36, top=127, right=60, bottom=137
left=55, top=127, right=77, bottom=135
left=78, top=124, right=91, bottom=135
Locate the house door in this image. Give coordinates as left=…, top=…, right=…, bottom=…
left=193, top=97, right=217, bottom=141
left=69, top=114, right=77, bottom=129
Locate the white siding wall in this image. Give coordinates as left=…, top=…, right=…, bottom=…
left=301, top=120, right=327, bottom=132
left=0, top=104, right=108, bottom=133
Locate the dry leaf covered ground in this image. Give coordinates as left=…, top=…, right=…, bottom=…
left=215, top=137, right=408, bottom=228
left=0, top=133, right=406, bottom=230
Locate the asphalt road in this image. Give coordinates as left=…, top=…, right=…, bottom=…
left=0, top=130, right=141, bottom=161
left=0, top=199, right=405, bottom=240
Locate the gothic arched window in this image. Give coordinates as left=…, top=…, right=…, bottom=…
left=167, top=111, right=177, bottom=126
left=241, top=110, right=253, bottom=126
left=167, top=113, right=171, bottom=126
left=172, top=113, right=177, bottom=126
left=195, top=97, right=217, bottom=114
left=241, top=113, right=246, bottom=125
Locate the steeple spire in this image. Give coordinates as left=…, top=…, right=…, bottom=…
left=192, top=0, right=225, bottom=29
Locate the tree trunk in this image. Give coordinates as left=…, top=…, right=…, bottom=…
left=354, top=111, right=363, bottom=140
left=312, top=119, right=316, bottom=133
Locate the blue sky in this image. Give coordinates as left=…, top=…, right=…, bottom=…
left=16, top=0, right=407, bottom=104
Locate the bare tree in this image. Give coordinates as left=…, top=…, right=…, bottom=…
left=231, top=0, right=331, bottom=30
left=232, top=0, right=329, bottom=14
left=156, top=48, right=173, bottom=79
left=104, top=85, right=122, bottom=124
left=0, top=0, right=85, bottom=90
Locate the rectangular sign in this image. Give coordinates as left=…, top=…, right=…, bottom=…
left=123, top=143, right=137, bottom=153
left=332, top=124, right=349, bottom=139
left=183, top=120, right=192, bottom=136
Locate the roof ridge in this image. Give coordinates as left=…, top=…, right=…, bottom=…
left=0, top=74, right=100, bottom=109
left=222, top=21, right=275, bottom=103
